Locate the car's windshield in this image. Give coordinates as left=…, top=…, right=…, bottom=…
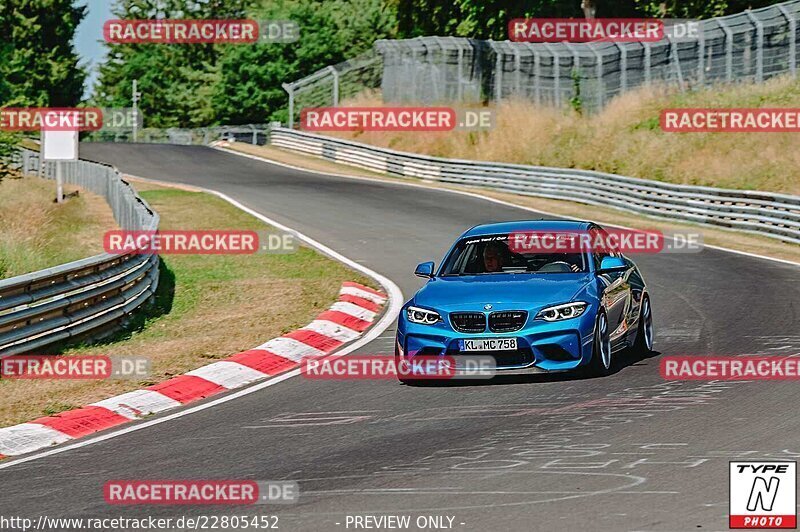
left=441, top=234, right=587, bottom=276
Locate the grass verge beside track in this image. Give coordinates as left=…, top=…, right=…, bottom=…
left=0, top=175, right=116, bottom=278
left=222, top=142, right=800, bottom=265
left=0, top=180, right=374, bottom=427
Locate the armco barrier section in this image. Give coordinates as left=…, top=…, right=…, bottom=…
left=0, top=149, right=160, bottom=356
left=268, top=127, right=800, bottom=245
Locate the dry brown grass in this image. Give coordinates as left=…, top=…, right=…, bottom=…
left=0, top=182, right=375, bottom=427
left=327, top=76, right=800, bottom=195
left=0, top=175, right=117, bottom=278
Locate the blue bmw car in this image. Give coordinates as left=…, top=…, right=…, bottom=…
left=395, top=220, right=654, bottom=381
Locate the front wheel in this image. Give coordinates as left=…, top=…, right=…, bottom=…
left=586, top=310, right=612, bottom=377
left=633, top=295, right=654, bottom=354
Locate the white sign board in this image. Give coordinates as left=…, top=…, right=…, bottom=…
left=42, top=129, right=79, bottom=161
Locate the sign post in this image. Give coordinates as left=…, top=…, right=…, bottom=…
left=42, top=112, right=79, bottom=204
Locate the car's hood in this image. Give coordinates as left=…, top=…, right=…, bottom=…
left=412, top=274, right=592, bottom=312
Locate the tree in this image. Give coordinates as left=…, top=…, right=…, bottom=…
left=0, top=0, right=86, bottom=181
left=581, top=0, right=597, bottom=19
left=94, top=0, right=247, bottom=128
left=0, top=0, right=86, bottom=106
left=213, top=0, right=396, bottom=124
left=394, top=0, right=583, bottom=40
left=633, top=0, right=779, bottom=18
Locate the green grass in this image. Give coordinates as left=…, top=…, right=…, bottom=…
left=0, top=182, right=379, bottom=428
left=0, top=175, right=116, bottom=278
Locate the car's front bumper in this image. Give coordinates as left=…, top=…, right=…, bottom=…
left=396, top=308, right=597, bottom=374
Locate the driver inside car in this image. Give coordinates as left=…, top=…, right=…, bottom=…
left=482, top=242, right=507, bottom=273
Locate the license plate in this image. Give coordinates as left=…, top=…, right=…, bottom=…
left=459, top=338, right=517, bottom=352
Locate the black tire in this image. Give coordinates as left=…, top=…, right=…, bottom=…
left=633, top=295, right=654, bottom=354
left=586, top=310, right=612, bottom=377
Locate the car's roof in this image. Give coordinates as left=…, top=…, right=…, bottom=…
left=461, top=220, right=592, bottom=238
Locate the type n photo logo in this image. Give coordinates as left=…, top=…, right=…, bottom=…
left=730, top=461, right=797, bottom=529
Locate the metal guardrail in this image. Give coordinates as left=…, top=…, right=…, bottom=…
left=269, top=127, right=800, bottom=246
left=0, top=149, right=160, bottom=356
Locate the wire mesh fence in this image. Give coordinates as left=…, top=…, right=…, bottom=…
left=284, top=0, right=800, bottom=117
left=283, top=50, right=384, bottom=127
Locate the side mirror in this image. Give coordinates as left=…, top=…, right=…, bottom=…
left=414, top=261, right=435, bottom=278
left=598, top=256, right=627, bottom=273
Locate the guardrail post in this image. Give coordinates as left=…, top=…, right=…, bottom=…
left=778, top=4, right=797, bottom=77
left=718, top=19, right=734, bottom=82
left=745, top=11, right=764, bottom=82
left=282, top=83, right=295, bottom=128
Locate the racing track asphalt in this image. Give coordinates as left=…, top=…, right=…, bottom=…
left=1, top=142, right=799, bottom=531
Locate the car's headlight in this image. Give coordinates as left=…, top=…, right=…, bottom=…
left=407, top=306, right=441, bottom=325
left=535, top=302, right=588, bottom=322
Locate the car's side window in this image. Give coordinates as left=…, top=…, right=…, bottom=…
left=589, top=226, right=610, bottom=270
